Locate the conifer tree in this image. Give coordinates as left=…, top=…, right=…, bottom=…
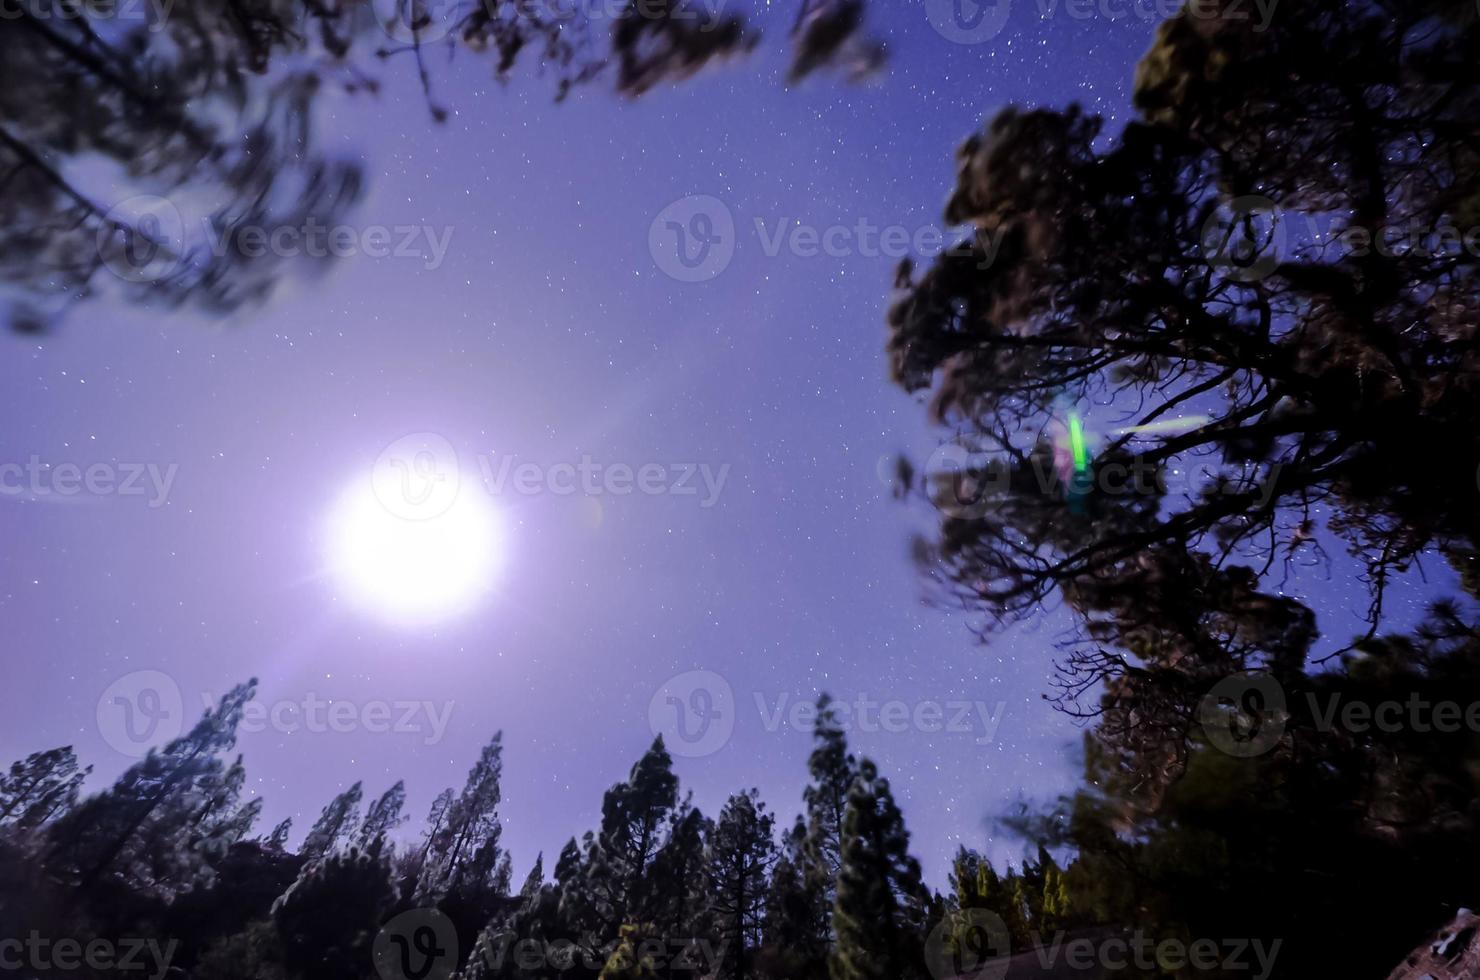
left=648, top=802, right=712, bottom=941
left=189, top=754, right=262, bottom=865
left=357, top=780, right=408, bottom=854
left=0, top=746, right=89, bottom=833
left=802, top=694, right=856, bottom=936
left=44, top=679, right=257, bottom=895
left=828, top=760, right=926, bottom=980
left=261, top=818, right=293, bottom=852
left=599, top=924, right=660, bottom=980
left=555, top=836, right=584, bottom=889
left=272, top=844, right=397, bottom=980
left=587, top=737, right=679, bottom=930
left=761, top=816, right=828, bottom=977
left=421, top=733, right=508, bottom=899
left=707, top=790, right=775, bottom=980
left=519, top=852, right=544, bottom=900
left=300, top=782, right=363, bottom=862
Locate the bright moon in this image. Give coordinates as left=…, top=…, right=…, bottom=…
left=326, top=477, right=502, bottom=626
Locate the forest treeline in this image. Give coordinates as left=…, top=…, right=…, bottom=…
left=0, top=689, right=1087, bottom=980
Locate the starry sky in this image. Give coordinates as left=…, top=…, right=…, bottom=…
left=0, top=0, right=1422, bottom=886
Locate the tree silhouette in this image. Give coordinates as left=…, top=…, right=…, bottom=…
left=707, top=790, right=774, bottom=980
left=1, top=0, right=880, bottom=331
left=829, top=760, right=926, bottom=980
left=890, top=0, right=1480, bottom=772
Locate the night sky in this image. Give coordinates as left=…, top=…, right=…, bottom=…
left=0, top=1, right=1411, bottom=885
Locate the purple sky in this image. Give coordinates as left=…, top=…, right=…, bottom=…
left=0, top=1, right=1421, bottom=885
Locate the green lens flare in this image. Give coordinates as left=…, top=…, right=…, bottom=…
left=1068, top=412, right=1089, bottom=474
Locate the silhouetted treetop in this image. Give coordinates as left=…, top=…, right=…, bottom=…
left=890, top=0, right=1480, bottom=712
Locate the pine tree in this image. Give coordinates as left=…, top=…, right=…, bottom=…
left=828, top=760, right=927, bottom=980
left=519, top=852, right=544, bottom=900
left=272, top=845, right=398, bottom=980
left=462, top=879, right=572, bottom=980
left=555, top=832, right=602, bottom=953
left=0, top=746, right=89, bottom=833
left=188, top=754, right=262, bottom=865
left=300, top=782, right=363, bottom=862
left=707, top=790, right=775, bottom=980
left=599, top=924, right=660, bottom=980
left=587, top=737, right=679, bottom=930
left=761, top=816, right=828, bottom=977
left=420, top=733, right=508, bottom=899
left=649, top=801, right=712, bottom=942
left=44, top=679, right=257, bottom=895
left=357, top=780, right=408, bottom=853
left=555, top=836, right=584, bottom=889
left=1040, top=864, right=1070, bottom=934
left=424, top=788, right=456, bottom=852
left=261, top=818, right=293, bottom=852
left=802, top=694, right=856, bottom=941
